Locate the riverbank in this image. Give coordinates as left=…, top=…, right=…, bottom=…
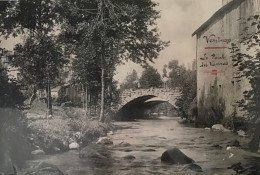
left=0, top=101, right=114, bottom=175
left=26, top=101, right=113, bottom=155
left=19, top=116, right=260, bottom=175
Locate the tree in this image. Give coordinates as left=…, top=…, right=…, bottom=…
left=166, top=60, right=197, bottom=121
left=139, top=66, right=163, bottom=88
left=162, top=64, right=168, bottom=78
left=175, top=70, right=197, bottom=121
left=0, top=61, right=24, bottom=109
left=230, top=15, right=260, bottom=151
left=167, top=60, right=187, bottom=88
left=121, top=69, right=138, bottom=90
left=58, top=0, right=169, bottom=121
left=12, top=33, right=67, bottom=115
left=0, top=0, right=68, bottom=115
left=0, top=0, right=58, bottom=37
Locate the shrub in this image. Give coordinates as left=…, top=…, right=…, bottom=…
left=0, top=108, right=32, bottom=172
left=69, top=117, right=110, bottom=146
left=28, top=118, right=71, bottom=153
left=197, top=78, right=226, bottom=127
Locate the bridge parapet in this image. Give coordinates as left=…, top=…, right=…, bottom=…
left=120, top=88, right=181, bottom=107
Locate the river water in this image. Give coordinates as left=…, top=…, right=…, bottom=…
left=20, top=116, right=259, bottom=175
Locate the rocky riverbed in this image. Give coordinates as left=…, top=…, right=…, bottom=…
left=19, top=116, right=260, bottom=175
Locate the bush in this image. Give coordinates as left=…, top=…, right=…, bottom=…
left=28, top=118, right=71, bottom=153
left=0, top=108, right=33, bottom=172
left=197, top=78, right=225, bottom=127
left=69, top=116, right=110, bottom=146
left=0, top=67, right=25, bottom=109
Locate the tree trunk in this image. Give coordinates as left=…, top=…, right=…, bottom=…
left=99, top=41, right=105, bottom=122
left=85, top=84, right=88, bottom=117
left=99, top=0, right=105, bottom=122
left=47, top=81, right=52, bottom=116
left=82, top=84, right=85, bottom=111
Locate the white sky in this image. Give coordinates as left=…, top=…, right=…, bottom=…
left=114, top=0, right=223, bottom=83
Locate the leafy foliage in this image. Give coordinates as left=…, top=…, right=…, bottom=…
left=12, top=33, right=67, bottom=89
left=139, top=66, right=163, bottom=88
left=120, top=69, right=138, bottom=90
left=0, top=109, right=32, bottom=171
left=167, top=60, right=187, bottom=88
left=197, top=78, right=225, bottom=127
left=57, top=0, right=169, bottom=121
left=162, top=64, right=168, bottom=78
left=0, top=0, right=69, bottom=115
left=166, top=60, right=197, bottom=121
left=0, top=0, right=59, bottom=37
left=57, top=0, right=169, bottom=64
left=230, top=15, right=260, bottom=122
left=0, top=63, right=24, bottom=108
left=230, top=15, right=260, bottom=150
left=175, top=70, right=197, bottom=121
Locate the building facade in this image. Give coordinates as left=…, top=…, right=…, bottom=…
left=193, top=0, right=260, bottom=126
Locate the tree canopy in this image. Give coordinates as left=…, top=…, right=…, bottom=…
left=166, top=60, right=197, bottom=120
left=121, top=69, right=138, bottom=90
left=12, top=33, right=66, bottom=89
left=57, top=0, right=169, bottom=64
left=139, top=66, right=163, bottom=88
left=0, top=0, right=168, bottom=121
left=0, top=0, right=68, bottom=115
left=57, top=0, right=168, bottom=121
left=0, top=64, right=24, bottom=108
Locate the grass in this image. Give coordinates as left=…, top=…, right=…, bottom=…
left=26, top=101, right=113, bottom=153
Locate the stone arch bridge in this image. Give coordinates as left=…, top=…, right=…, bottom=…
left=119, top=88, right=181, bottom=108
left=115, top=88, right=181, bottom=120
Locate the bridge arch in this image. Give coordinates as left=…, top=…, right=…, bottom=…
left=119, top=88, right=180, bottom=108
left=115, top=88, right=181, bottom=121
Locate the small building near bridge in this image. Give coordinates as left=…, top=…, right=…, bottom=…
left=192, top=0, right=260, bottom=126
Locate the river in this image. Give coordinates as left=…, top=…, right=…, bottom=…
left=20, top=116, right=259, bottom=175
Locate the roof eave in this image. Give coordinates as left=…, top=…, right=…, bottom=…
left=192, top=0, right=246, bottom=37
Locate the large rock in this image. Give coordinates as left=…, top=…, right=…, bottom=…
left=122, top=155, right=135, bottom=161
left=79, top=146, right=107, bottom=159
left=69, top=142, right=79, bottom=150
left=237, top=130, right=247, bottom=137
left=26, top=162, right=64, bottom=175
left=117, top=142, right=131, bottom=147
left=96, top=137, right=113, bottom=145
left=161, top=148, right=194, bottom=164
left=212, top=124, right=231, bottom=132
left=31, top=149, right=45, bottom=155
left=182, top=163, right=203, bottom=172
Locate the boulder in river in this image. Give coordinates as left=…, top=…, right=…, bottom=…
left=69, top=142, right=79, bottom=150
left=182, top=163, right=203, bottom=172
left=79, top=145, right=108, bottom=159
left=237, top=130, right=247, bottom=137
left=96, top=137, right=113, bottom=145
left=212, top=124, right=231, bottom=132
left=26, top=162, right=64, bottom=175
left=118, top=142, right=131, bottom=147
left=31, top=149, right=45, bottom=155
left=123, top=155, right=136, bottom=161
left=161, top=148, right=194, bottom=164
left=228, top=140, right=240, bottom=147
